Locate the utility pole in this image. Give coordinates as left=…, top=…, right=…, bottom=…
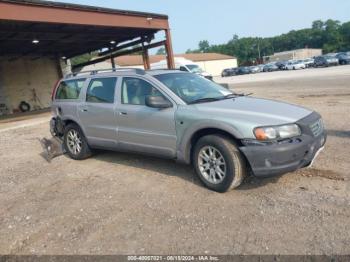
left=257, top=39, right=261, bottom=62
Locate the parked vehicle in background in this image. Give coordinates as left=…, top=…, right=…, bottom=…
left=285, top=60, right=306, bottom=70
left=151, top=58, right=213, bottom=80
left=303, top=58, right=315, bottom=68
left=276, top=61, right=288, bottom=70
left=314, top=55, right=339, bottom=67
left=336, top=52, right=350, bottom=65
left=257, top=64, right=265, bottom=72
left=50, top=68, right=326, bottom=192
left=221, top=68, right=237, bottom=77
left=263, top=63, right=279, bottom=72
left=237, top=66, right=251, bottom=75
left=248, top=65, right=260, bottom=74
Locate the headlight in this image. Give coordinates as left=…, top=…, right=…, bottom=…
left=254, top=124, right=301, bottom=141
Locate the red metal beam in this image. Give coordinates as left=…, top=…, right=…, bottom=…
left=72, top=40, right=166, bottom=70
left=0, top=2, right=170, bottom=30
left=165, top=29, right=175, bottom=69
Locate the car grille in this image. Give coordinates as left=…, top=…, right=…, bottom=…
left=309, top=119, right=324, bottom=137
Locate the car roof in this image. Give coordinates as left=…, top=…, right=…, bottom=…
left=147, top=69, right=183, bottom=76
left=62, top=68, right=183, bottom=81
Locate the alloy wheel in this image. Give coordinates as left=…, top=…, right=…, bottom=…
left=67, top=129, right=82, bottom=155
left=198, top=146, right=226, bottom=184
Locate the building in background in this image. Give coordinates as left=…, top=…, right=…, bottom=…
left=263, top=48, right=322, bottom=63
left=0, top=0, right=173, bottom=115
left=114, top=53, right=237, bottom=76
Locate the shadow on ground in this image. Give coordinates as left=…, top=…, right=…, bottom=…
left=92, top=150, right=282, bottom=191
left=327, top=129, right=350, bottom=138
left=93, top=150, right=202, bottom=187
left=238, top=174, right=282, bottom=190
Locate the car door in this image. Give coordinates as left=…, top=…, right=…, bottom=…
left=116, top=76, right=177, bottom=158
left=78, top=77, right=118, bottom=148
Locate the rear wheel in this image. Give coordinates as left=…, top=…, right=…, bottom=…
left=64, top=123, right=92, bottom=160
left=193, top=135, right=247, bottom=192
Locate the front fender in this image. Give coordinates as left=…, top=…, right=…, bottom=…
left=176, top=120, right=243, bottom=164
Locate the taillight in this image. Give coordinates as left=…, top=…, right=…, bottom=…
left=51, top=79, right=61, bottom=101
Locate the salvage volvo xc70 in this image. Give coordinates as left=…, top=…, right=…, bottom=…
left=50, top=68, right=326, bottom=192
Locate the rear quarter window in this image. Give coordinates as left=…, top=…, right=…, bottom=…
left=55, top=79, right=86, bottom=100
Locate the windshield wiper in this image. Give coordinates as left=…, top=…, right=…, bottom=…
left=226, top=93, right=253, bottom=98
left=188, top=97, right=222, bottom=105
left=222, top=94, right=239, bottom=99
left=221, top=93, right=253, bottom=100
left=188, top=93, right=253, bottom=105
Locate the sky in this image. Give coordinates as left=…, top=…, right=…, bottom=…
left=51, top=0, right=350, bottom=54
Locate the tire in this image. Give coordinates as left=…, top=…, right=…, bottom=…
left=63, top=123, right=92, bottom=160
left=193, top=135, right=247, bottom=192
left=19, top=101, right=31, bottom=112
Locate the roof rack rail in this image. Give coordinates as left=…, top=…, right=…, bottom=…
left=146, top=69, right=179, bottom=71
left=65, top=68, right=146, bottom=78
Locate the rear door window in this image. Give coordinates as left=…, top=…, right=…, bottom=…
left=86, top=77, right=117, bottom=104
left=55, top=79, right=85, bottom=100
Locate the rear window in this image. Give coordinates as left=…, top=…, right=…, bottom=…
left=55, top=79, right=85, bottom=100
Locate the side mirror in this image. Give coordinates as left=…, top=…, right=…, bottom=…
left=145, top=95, right=172, bottom=109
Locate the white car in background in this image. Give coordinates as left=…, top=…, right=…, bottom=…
left=285, top=60, right=306, bottom=70
left=151, top=58, right=213, bottom=80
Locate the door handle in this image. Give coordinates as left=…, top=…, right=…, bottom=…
left=81, top=108, right=88, bottom=112
left=119, top=112, right=127, bottom=115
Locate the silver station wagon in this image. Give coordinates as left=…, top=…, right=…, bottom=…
left=50, top=68, right=326, bottom=192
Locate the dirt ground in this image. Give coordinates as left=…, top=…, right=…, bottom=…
left=0, top=66, right=349, bottom=255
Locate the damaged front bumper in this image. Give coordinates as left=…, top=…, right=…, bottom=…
left=239, top=112, right=327, bottom=177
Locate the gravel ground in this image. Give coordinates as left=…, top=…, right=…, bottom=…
left=0, top=66, right=349, bottom=255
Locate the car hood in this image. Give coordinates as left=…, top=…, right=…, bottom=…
left=179, top=96, right=313, bottom=138
left=195, top=96, right=311, bottom=122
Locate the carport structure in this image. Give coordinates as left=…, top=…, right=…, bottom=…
left=0, top=0, right=175, bottom=115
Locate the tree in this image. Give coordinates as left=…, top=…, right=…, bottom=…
left=198, top=40, right=210, bottom=53
left=70, top=52, right=98, bottom=67
left=156, top=47, right=166, bottom=55
left=186, top=19, right=350, bottom=65
left=312, top=20, right=324, bottom=30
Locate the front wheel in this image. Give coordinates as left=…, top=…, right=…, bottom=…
left=63, top=123, right=92, bottom=160
left=193, top=135, right=247, bottom=192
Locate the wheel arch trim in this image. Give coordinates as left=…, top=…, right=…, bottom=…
left=60, top=116, right=87, bottom=138
left=176, top=121, right=243, bottom=164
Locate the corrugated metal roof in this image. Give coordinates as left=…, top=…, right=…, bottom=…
left=0, top=0, right=168, bottom=19
left=115, top=53, right=236, bottom=66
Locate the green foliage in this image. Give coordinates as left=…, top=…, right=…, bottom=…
left=70, top=52, right=97, bottom=66
left=190, top=19, right=350, bottom=65
left=156, top=47, right=166, bottom=55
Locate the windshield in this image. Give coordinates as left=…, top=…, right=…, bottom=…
left=186, top=64, right=204, bottom=73
left=154, top=73, right=232, bottom=104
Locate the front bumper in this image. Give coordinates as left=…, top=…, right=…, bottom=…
left=239, top=112, right=327, bottom=177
